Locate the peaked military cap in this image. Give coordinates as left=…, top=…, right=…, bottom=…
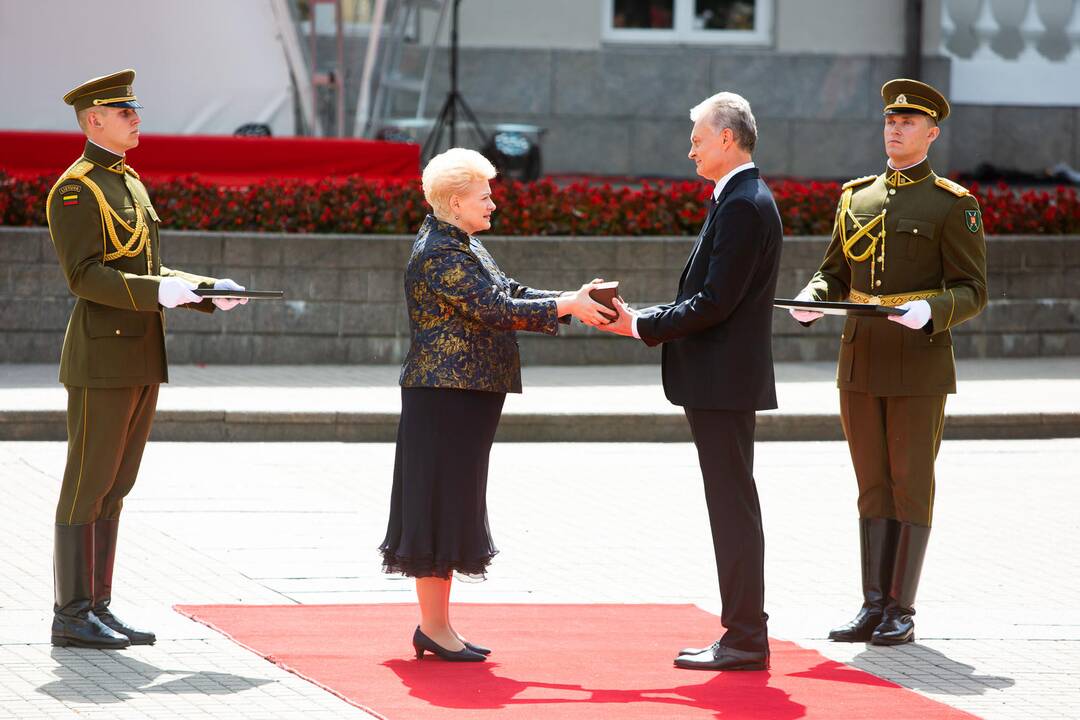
left=62, top=69, right=143, bottom=112
left=881, top=78, right=949, bottom=122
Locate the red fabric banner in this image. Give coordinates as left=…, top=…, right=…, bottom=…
left=0, top=131, right=419, bottom=186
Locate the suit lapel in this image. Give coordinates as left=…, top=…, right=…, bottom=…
left=676, top=168, right=760, bottom=292
left=678, top=201, right=720, bottom=289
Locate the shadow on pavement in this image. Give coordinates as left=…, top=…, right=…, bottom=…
left=38, top=648, right=272, bottom=704
left=849, top=643, right=1015, bottom=695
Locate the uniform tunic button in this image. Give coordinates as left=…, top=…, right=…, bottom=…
left=875, top=280, right=882, bottom=287
left=913, top=228, right=919, bottom=234
left=115, top=329, right=121, bottom=335
left=889, top=188, right=896, bottom=195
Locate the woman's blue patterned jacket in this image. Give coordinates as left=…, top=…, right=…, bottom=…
left=398, top=215, right=562, bottom=393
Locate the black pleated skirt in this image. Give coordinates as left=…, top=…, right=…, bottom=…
left=379, top=387, right=507, bottom=580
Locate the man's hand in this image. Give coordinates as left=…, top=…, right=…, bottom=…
left=888, top=299, right=931, bottom=330
left=211, top=278, right=249, bottom=311
left=789, top=288, right=823, bottom=323
left=158, top=277, right=201, bottom=308
left=595, top=297, right=640, bottom=337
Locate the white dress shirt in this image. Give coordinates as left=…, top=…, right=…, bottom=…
left=630, top=162, right=757, bottom=339
left=887, top=156, right=927, bottom=171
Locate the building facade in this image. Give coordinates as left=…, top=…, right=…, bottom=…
left=401, top=0, right=1080, bottom=178
left=2, top=0, right=1078, bottom=179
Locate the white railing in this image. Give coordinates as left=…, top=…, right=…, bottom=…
left=941, top=0, right=1080, bottom=105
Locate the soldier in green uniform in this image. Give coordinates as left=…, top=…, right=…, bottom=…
left=789, top=79, right=987, bottom=645
left=47, top=70, right=249, bottom=648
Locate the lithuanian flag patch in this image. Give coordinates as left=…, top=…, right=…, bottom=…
left=62, top=194, right=79, bottom=207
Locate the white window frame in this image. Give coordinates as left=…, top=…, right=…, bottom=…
left=602, top=0, right=772, bottom=45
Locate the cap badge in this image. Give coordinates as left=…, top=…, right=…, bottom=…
left=896, top=94, right=907, bottom=104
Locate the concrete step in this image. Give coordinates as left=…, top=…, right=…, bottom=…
left=3, top=359, right=1077, bottom=442
left=3, top=408, right=1077, bottom=442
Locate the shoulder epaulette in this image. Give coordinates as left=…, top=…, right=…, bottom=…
left=65, top=159, right=94, bottom=181
left=125, top=165, right=140, bottom=180
left=934, top=177, right=969, bottom=197
left=45, top=159, right=96, bottom=223
left=842, top=175, right=877, bottom=191
left=47, top=159, right=93, bottom=198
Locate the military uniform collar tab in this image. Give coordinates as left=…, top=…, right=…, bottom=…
left=883, top=158, right=932, bottom=187
left=424, top=214, right=472, bottom=244
left=83, top=139, right=126, bottom=174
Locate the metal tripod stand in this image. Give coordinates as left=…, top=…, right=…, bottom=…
left=421, top=0, right=490, bottom=161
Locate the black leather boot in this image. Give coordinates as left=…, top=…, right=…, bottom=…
left=828, top=518, right=899, bottom=642
left=92, top=518, right=156, bottom=645
left=52, top=523, right=129, bottom=649
left=871, top=522, right=931, bottom=646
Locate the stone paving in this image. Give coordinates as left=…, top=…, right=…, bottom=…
left=1, top=437, right=1078, bottom=719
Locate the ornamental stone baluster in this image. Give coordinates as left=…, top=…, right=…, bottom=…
left=971, top=0, right=1000, bottom=60
left=1067, top=0, right=1080, bottom=57
left=941, top=0, right=958, bottom=55
left=1017, top=0, right=1046, bottom=61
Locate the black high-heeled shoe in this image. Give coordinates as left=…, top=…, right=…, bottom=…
left=412, top=627, right=485, bottom=662
left=462, top=640, right=491, bottom=655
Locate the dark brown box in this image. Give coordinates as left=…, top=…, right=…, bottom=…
left=590, top=281, right=620, bottom=321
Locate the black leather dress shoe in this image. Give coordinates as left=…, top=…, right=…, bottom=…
left=674, top=643, right=769, bottom=671
left=678, top=644, right=711, bottom=656
left=870, top=608, right=915, bottom=645
left=828, top=606, right=883, bottom=643
left=96, top=609, right=156, bottom=645
left=52, top=611, right=130, bottom=649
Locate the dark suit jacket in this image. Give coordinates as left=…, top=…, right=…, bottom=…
left=636, top=168, right=782, bottom=411
left=398, top=215, right=561, bottom=394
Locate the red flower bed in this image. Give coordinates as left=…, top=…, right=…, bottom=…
left=2, top=172, right=1077, bottom=236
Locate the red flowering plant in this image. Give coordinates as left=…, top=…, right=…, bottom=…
left=2, top=171, right=1077, bottom=235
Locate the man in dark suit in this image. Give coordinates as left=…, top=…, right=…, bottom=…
left=599, top=91, right=782, bottom=671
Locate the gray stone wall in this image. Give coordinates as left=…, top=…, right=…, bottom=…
left=320, top=38, right=1079, bottom=178
left=403, top=48, right=955, bottom=178
left=389, top=47, right=1078, bottom=178
left=3, top=227, right=1077, bottom=366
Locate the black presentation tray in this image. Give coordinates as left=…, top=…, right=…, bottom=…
left=773, top=299, right=907, bottom=317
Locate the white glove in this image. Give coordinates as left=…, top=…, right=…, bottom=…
left=789, top=288, right=824, bottom=323
left=888, top=299, right=932, bottom=330
left=212, top=278, right=249, bottom=311
left=158, top=277, right=201, bottom=308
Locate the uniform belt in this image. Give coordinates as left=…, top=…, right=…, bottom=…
left=848, top=288, right=941, bottom=307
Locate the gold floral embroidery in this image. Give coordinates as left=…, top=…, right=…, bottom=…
left=398, top=216, right=559, bottom=394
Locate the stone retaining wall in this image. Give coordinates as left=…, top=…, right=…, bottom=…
left=2, top=227, right=1077, bottom=365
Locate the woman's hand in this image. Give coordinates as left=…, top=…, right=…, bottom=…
left=555, top=280, right=613, bottom=327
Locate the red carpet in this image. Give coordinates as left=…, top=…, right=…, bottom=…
left=175, top=603, right=976, bottom=720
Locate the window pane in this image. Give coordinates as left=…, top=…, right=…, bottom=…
left=694, top=0, right=755, bottom=30
left=613, top=0, right=675, bottom=29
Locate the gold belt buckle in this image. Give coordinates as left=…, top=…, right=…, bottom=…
left=867, top=295, right=882, bottom=305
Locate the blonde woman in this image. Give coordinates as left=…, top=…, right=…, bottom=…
left=378, top=148, right=609, bottom=661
